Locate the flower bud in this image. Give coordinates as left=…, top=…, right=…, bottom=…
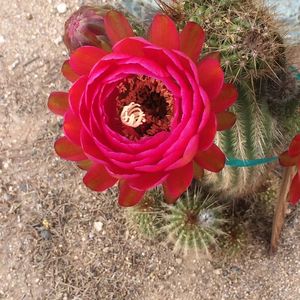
left=63, top=5, right=112, bottom=53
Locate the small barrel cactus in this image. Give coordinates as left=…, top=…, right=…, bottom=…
left=204, top=82, right=281, bottom=197
left=161, top=188, right=228, bottom=255
left=125, top=189, right=164, bottom=238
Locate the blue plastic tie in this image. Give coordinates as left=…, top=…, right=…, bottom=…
left=225, top=156, right=278, bottom=167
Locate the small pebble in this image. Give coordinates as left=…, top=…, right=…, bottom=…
left=213, top=269, right=222, bottom=275
left=54, top=36, right=63, bottom=45
left=94, top=221, right=103, bottom=232
left=0, top=35, right=5, bottom=44
left=26, top=13, right=33, bottom=20
left=56, top=3, right=67, bottom=14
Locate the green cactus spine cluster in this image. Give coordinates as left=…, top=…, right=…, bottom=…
left=204, top=82, right=280, bottom=197
left=125, top=189, right=163, bottom=238
left=160, top=188, right=227, bottom=255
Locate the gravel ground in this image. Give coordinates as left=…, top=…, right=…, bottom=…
left=0, top=1, right=300, bottom=299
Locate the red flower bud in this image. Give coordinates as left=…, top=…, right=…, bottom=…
left=63, top=5, right=111, bottom=53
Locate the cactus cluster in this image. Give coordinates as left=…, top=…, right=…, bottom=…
left=163, top=0, right=285, bottom=84
left=63, top=1, right=300, bottom=256
left=125, top=187, right=229, bottom=254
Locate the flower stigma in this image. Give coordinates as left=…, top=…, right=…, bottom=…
left=120, top=102, right=146, bottom=128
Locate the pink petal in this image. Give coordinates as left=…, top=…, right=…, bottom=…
left=54, top=136, right=87, bottom=161
left=127, top=172, right=167, bottom=191
left=83, top=164, right=118, bottom=192
left=69, top=46, right=109, bottom=75
left=289, top=172, right=300, bottom=205
left=194, top=143, right=225, bottom=172
left=216, top=112, right=236, bottom=131
left=61, top=60, right=80, bottom=82
left=198, top=55, right=224, bottom=100
left=198, top=112, right=217, bottom=151
left=104, top=10, right=134, bottom=45
left=288, top=134, right=300, bottom=157
left=118, top=180, right=145, bottom=207
left=180, top=22, right=205, bottom=62
left=77, top=160, right=93, bottom=170
left=69, top=76, right=88, bottom=115
left=212, top=83, right=238, bottom=113
left=113, top=37, right=149, bottom=57
left=148, top=14, right=179, bottom=49
left=63, top=110, right=82, bottom=145
left=163, top=162, right=194, bottom=204
left=48, top=92, right=69, bottom=116
left=279, top=151, right=299, bottom=167
left=193, top=162, right=204, bottom=180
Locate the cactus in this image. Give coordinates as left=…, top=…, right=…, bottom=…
left=125, top=188, right=164, bottom=238
left=159, top=0, right=285, bottom=84
left=204, top=81, right=281, bottom=197
left=160, top=188, right=228, bottom=255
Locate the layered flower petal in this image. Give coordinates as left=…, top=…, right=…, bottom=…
left=163, top=162, right=194, bottom=204
left=83, top=164, right=118, bottom=191
left=148, top=14, right=179, bottom=49
left=104, top=10, right=134, bottom=45
left=194, top=144, right=225, bottom=172
left=77, top=159, right=93, bottom=170
left=289, top=172, right=300, bottom=205
left=279, top=151, right=299, bottom=167
left=63, top=110, right=82, bottom=145
left=180, top=22, right=205, bottom=62
left=216, top=111, right=236, bottom=131
left=54, top=136, right=87, bottom=161
left=48, top=91, right=69, bottom=116
left=118, top=180, right=145, bottom=207
left=61, top=60, right=80, bottom=82
left=212, top=83, right=238, bottom=113
left=198, top=55, right=224, bottom=100
left=70, top=46, right=109, bottom=75
left=288, top=134, right=300, bottom=157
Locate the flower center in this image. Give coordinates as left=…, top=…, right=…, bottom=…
left=116, top=75, right=174, bottom=140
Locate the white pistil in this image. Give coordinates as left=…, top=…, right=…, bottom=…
left=120, top=102, right=146, bottom=128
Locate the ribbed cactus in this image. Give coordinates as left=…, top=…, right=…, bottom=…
left=204, top=81, right=281, bottom=197
left=112, top=0, right=300, bottom=253
left=160, top=188, right=227, bottom=255
left=125, top=189, right=163, bottom=238
left=171, top=0, right=285, bottom=83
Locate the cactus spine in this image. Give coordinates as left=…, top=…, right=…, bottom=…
left=161, top=188, right=227, bottom=255
left=205, top=81, right=280, bottom=197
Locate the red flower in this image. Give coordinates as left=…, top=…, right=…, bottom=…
left=279, top=134, right=300, bottom=205
left=48, top=11, right=238, bottom=206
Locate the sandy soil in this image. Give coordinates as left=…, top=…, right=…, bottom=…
left=0, top=1, right=300, bottom=299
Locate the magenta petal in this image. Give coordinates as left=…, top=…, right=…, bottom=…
left=69, top=76, right=88, bottom=115
left=180, top=22, right=205, bottom=62
left=63, top=110, right=82, bottom=145
left=118, top=180, right=145, bottom=207
left=288, top=134, right=300, bottom=157
left=163, top=162, right=194, bottom=204
left=127, top=172, right=167, bottom=191
left=54, top=136, right=86, bottom=161
left=198, top=55, right=224, bottom=100
left=148, top=14, right=179, bottom=49
left=48, top=91, right=69, bottom=116
left=104, top=10, right=134, bottom=45
left=289, top=172, right=300, bottom=205
left=83, top=164, right=118, bottom=192
left=70, top=46, right=109, bottom=75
